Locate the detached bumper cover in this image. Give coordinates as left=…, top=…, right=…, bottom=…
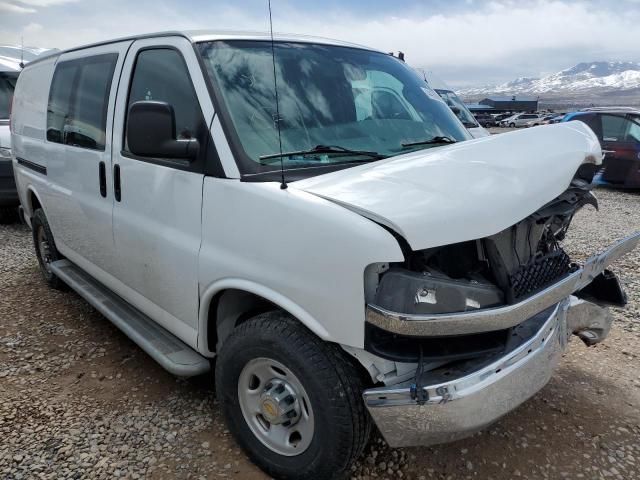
left=364, top=299, right=609, bottom=447
left=366, top=231, right=640, bottom=337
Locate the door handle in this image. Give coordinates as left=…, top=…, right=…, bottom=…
left=98, top=161, right=107, bottom=197
left=114, top=164, right=121, bottom=202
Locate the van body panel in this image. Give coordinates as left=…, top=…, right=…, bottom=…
left=109, top=36, right=213, bottom=334
left=198, top=178, right=404, bottom=349
left=40, top=42, right=131, bottom=276
left=11, top=57, right=57, bottom=219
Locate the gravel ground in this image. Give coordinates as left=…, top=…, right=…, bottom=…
left=1, top=189, right=639, bottom=480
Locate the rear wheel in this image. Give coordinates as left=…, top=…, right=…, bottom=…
left=32, top=208, right=66, bottom=290
left=215, top=312, right=371, bottom=480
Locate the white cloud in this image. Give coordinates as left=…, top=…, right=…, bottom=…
left=23, top=21, right=43, bottom=33
left=0, top=1, right=36, bottom=13
left=1, top=0, right=640, bottom=86
left=15, top=0, right=80, bottom=6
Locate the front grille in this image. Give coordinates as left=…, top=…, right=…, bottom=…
left=507, top=249, right=575, bottom=303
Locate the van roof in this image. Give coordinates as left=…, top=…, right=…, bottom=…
left=25, top=30, right=380, bottom=67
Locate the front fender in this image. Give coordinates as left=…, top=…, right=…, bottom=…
left=197, top=278, right=330, bottom=356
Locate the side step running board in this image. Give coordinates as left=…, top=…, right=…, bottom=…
left=50, top=259, right=210, bottom=377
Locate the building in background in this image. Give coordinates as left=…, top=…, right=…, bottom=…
left=478, top=96, right=539, bottom=112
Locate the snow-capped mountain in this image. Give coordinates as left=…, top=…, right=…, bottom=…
left=460, top=61, right=640, bottom=97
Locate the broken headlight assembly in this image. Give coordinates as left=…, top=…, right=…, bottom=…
left=374, top=268, right=504, bottom=315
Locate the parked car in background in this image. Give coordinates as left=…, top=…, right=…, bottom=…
left=525, top=114, right=557, bottom=128
left=421, top=71, right=490, bottom=138
left=474, top=113, right=496, bottom=127
left=545, top=114, right=565, bottom=125
left=499, top=113, right=540, bottom=128
left=563, top=108, right=640, bottom=188
left=0, top=62, right=20, bottom=223
left=493, top=113, right=513, bottom=122
left=0, top=45, right=55, bottom=223
left=11, top=31, right=640, bottom=480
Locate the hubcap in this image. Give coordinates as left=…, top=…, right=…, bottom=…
left=37, top=226, right=53, bottom=273
left=238, top=358, right=314, bottom=456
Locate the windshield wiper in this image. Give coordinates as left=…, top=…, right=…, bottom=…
left=259, top=144, right=386, bottom=163
left=401, top=136, right=457, bottom=148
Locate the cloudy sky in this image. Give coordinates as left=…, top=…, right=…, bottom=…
left=1, top=0, right=640, bottom=87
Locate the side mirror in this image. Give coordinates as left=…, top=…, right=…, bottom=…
left=127, top=101, right=199, bottom=160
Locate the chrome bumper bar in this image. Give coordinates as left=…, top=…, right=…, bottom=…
left=366, top=231, right=640, bottom=336
left=363, top=298, right=611, bottom=448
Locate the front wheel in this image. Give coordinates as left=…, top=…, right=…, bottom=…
left=215, top=312, right=371, bottom=480
left=509, top=122, right=516, bottom=128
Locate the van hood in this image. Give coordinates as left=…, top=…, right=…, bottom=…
left=293, top=122, right=601, bottom=251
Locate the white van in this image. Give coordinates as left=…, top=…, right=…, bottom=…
left=421, top=70, right=490, bottom=138
left=10, top=31, right=639, bottom=480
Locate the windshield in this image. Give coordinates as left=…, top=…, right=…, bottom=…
left=0, top=72, right=18, bottom=120
left=434, top=89, right=478, bottom=128
left=198, top=41, right=470, bottom=177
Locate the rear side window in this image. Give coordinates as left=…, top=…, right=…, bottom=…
left=125, top=48, right=204, bottom=151
left=0, top=72, right=19, bottom=120
left=601, top=114, right=629, bottom=142
left=47, top=53, right=118, bottom=150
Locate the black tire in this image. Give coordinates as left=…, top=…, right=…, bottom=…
left=0, top=206, right=18, bottom=224
left=509, top=122, right=516, bottom=128
left=31, top=208, right=66, bottom=290
left=215, top=312, right=371, bottom=480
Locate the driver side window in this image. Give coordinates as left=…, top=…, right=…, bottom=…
left=125, top=48, right=205, bottom=151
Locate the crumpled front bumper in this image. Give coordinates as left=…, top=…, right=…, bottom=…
left=363, top=298, right=608, bottom=448
left=362, top=232, right=639, bottom=448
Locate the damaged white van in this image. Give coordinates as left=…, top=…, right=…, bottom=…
left=10, top=31, right=639, bottom=480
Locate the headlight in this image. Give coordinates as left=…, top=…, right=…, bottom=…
left=0, top=147, right=11, bottom=160
left=374, top=268, right=504, bottom=315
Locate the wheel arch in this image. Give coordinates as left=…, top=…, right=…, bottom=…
left=25, top=186, right=44, bottom=223
left=198, top=279, right=331, bottom=356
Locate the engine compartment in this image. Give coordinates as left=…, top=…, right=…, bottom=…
left=374, top=178, right=598, bottom=315
left=366, top=176, right=602, bottom=363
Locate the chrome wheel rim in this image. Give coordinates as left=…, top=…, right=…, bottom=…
left=238, top=357, right=314, bottom=456
left=36, top=226, right=53, bottom=273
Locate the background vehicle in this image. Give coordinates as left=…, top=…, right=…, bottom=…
left=492, top=112, right=513, bottom=122
left=474, top=112, right=496, bottom=127
left=421, top=70, right=490, bottom=138
left=545, top=114, right=565, bottom=124
left=525, top=114, right=557, bottom=127
left=563, top=108, right=640, bottom=187
left=0, top=60, right=20, bottom=223
left=10, top=31, right=639, bottom=480
left=0, top=46, right=54, bottom=223
left=499, top=113, right=540, bottom=127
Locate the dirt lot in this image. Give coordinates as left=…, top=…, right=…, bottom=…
left=1, top=189, right=639, bottom=480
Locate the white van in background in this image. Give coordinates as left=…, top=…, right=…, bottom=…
left=10, top=30, right=639, bottom=480
left=0, top=46, right=55, bottom=222
left=421, top=70, right=490, bottom=138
